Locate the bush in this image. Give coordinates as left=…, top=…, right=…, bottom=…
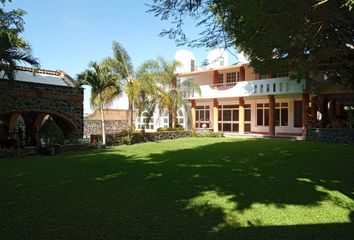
left=38, top=119, right=64, bottom=146
left=190, top=130, right=224, bottom=138
left=157, top=127, right=184, bottom=132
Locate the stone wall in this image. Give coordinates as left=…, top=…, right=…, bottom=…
left=84, top=120, right=128, bottom=137
left=0, top=80, right=83, bottom=137
left=306, top=128, right=354, bottom=143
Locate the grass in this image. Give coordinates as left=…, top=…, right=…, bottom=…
left=0, top=138, right=353, bottom=239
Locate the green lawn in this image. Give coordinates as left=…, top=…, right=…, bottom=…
left=1, top=138, right=353, bottom=239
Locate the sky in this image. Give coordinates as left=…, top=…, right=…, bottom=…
left=5, top=0, right=236, bottom=114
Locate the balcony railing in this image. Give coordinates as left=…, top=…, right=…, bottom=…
left=183, top=77, right=306, bottom=99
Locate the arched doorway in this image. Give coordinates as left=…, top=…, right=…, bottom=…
left=8, top=113, right=26, bottom=146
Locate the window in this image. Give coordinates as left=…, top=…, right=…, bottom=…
left=218, top=105, right=239, bottom=132
left=256, top=103, right=269, bottom=126
left=218, top=74, right=224, bottom=84
left=191, top=59, right=195, bottom=71
left=136, top=111, right=154, bottom=130
left=177, top=109, right=185, bottom=128
left=162, top=112, right=169, bottom=128
left=275, top=102, right=288, bottom=126
left=294, top=101, right=303, bottom=127
left=196, top=106, right=210, bottom=128
left=226, top=72, right=237, bottom=83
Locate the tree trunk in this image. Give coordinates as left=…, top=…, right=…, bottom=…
left=131, top=102, right=135, bottom=130
left=128, top=101, right=132, bottom=129
left=171, top=107, right=177, bottom=128
left=100, top=105, right=106, bottom=146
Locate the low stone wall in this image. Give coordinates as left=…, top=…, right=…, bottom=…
left=0, top=144, right=93, bottom=158
left=91, top=131, right=191, bottom=146
left=306, top=128, right=354, bottom=143
left=84, top=120, right=128, bottom=137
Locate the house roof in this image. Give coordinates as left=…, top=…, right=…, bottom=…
left=0, top=66, right=75, bottom=87
left=85, top=109, right=129, bottom=121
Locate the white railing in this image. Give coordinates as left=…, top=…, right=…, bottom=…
left=184, top=77, right=306, bottom=99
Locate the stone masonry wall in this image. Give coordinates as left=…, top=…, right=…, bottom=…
left=84, top=120, right=128, bottom=137
left=0, top=80, right=83, bottom=137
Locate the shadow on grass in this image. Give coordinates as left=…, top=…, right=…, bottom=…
left=0, top=138, right=353, bottom=239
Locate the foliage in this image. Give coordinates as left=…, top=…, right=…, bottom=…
left=138, top=57, right=201, bottom=128
left=121, top=134, right=133, bottom=145
left=103, top=41, right=141, bottom=128
left=190, top=130, right=224, bottom=138
left=156, top=127, right=184, bottom=132
left=149, top=0, right=354, bottom=88
left=38, top=118, right=64, bottom=146
left=1, top=138, right=354, bottom=239
left=90, top=131, right=190, bottom=146
left=0, top=0, right=39, bottom=80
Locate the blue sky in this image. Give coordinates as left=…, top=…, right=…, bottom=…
left=5, top=0, right=235, bottom=114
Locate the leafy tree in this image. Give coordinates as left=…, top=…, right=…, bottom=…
left=0, top=0, right=39, bottom=80
left=149, top=0, right=354, bottom=87
left=76, top=61, right=122, bottom=146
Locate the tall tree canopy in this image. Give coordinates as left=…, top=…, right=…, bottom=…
left=149, top=0, right=354, bottom=87
left=0, top=0, right=39, bottom=80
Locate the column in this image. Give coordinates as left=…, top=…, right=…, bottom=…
left=239, top=97, right=245, bottom=134
left=213, top=70, right=219, bottom=89
left=213, top=99, right=219, bottom=132
left=321, top=98, right=329, bottom=127
left=240, top=66, right=245, bottom=81
left=191, top=100, right=196, bottom=130
left=268, top=95, right=275, bottom=136
left=302, top=93, right=309, bottom=135
left=311, top=96, right=318, bottom=124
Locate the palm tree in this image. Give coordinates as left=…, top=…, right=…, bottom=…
left=76, top=61, right=122, bottom=146
left=0, top=30, right=39, bottom=80
left=104, top=41, right=139, bottom=129
left=141, top=57, right=201, bottom=128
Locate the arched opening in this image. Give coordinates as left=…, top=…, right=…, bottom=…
left=8, top=113, right=26, bottom=146
left=0, top=119, right=7, bottom=148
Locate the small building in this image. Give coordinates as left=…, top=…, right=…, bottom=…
left=0, top=67, right=83, bottom=147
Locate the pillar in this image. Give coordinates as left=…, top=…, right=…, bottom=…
left=321, top=98, right=329, bottom=127
left=302, top=93, right=309, bottom=135
left=213, top=99, right=219, bottom=132
left=239, top=97, right=245, bottom=134
left=191, top=100, right=196, bottom=130
left=268, top=95, right=275, bottom=136
left=240, top=66, right=245, bottom=81
left=311, top=96, right=318, bottom=124
left=213, top=70, right=219, bottom=89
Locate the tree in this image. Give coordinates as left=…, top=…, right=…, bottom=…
left=143, top=57, right=201, bottom=128
left=149, top=0, right=354, bottom=87
left=104, top=41, right=139, bottom=129
left=0, top=0, right=39, bottom=80
left=76, top=61, right=122, bottom=146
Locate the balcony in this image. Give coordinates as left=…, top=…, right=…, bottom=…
left=184, top=77, right=306, bottom=99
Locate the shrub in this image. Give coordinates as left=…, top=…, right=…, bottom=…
left=157, top=127, right=184, bottom=132
left=38, top=119, right=64, bottom=146
left=190, top=130, right=224, bottom=138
